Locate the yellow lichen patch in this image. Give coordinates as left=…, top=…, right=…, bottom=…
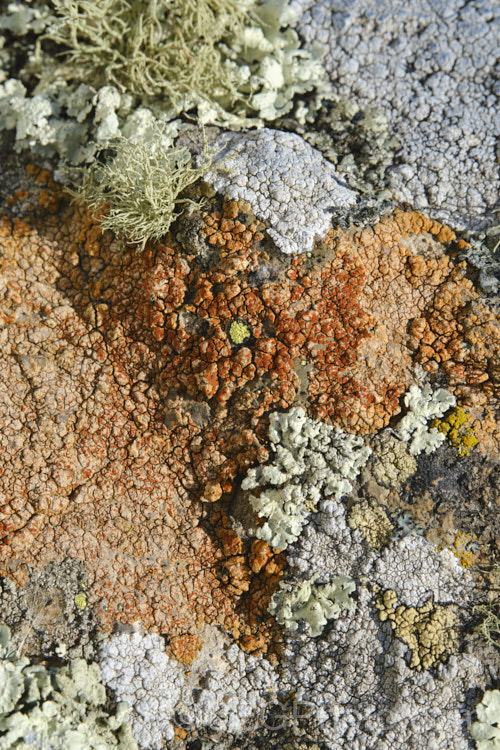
left=450, top=532, right=479, bottom=568
left=228, top=319, right=252, bottom=346
left=376, top=589, right=458, bottom=670
left=348, top=499, right=393, bottom=550
left=430, top=407, right=479, bottom=456
left=74, top=593, right=87, bottom=610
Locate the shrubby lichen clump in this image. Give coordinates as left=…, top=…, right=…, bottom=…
left=45, top=0, right=251, bottom=105
left=76, top=130, right=207, bottom=249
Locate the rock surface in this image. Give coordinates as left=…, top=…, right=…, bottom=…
left=0, top=1, right=499, bottom=747
left=291, top=0, right=500, bottom=230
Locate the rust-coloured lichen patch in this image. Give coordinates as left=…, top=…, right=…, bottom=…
left=0, top=177, right=499, bottom=655
left=0, top=209, right=281, bottom=653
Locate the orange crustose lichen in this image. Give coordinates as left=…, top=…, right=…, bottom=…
left=0, top=175, right=498, bottom=655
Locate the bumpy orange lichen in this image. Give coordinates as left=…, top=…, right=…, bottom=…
left=123, top=200, right=396, bottom=440
left=1, top=173, right=499, bottom=654
left=0, top=210, right=243, bottom=645
left=169, top=634, right=204, bottom=665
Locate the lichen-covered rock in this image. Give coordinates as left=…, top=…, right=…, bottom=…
left=204, top=128, right=357, bottom=254
left=1, top=141, right=499, bottom=750
left=291, top=0, right=499, bottom=231
left=268, top=437, right=488, bottom=748
left=0, top=558, right=97, bottom=661
left=276, top=588, right=487, bottom=749
left=0, top=625, right=137, bottom=749
left=99, top=626, right=277, bottom=749
left=1, top=162, right=499, bottom=651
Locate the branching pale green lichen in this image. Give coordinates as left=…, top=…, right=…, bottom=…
left=473, top=603, right=500, bottom=651
left=76, top=128, right=207, bottom=248
left=45, top=0, right=250, bottom=106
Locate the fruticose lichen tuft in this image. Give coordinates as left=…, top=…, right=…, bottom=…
left=44, top=0, right=250, bottom=105
left=76, top=129, right=206, bottom=248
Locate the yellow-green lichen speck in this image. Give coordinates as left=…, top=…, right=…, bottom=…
left=229, top=320, right=252, bottom=345
left=74, top=592, right=87, bottom=610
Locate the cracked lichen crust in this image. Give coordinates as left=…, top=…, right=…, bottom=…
left=372, top=534, right=468, bottom=607
left=291, top=0, right=499, bottom=231
left=0, top=558, right=96, bottom=661
left=277, top=590, right=486, bottom=749
left=275, top=475, right=484, bottom=747
left=370, top=432, right=418, bottom=488
left=99, top=626, right=277, bottom=749
left=348, top=498, right=393, bottom=550
left=375, top=588, right=458, bottom=670
left=241, top=407, right=371, bottom=549
left=203, top=128, right=357, bottom=254
left=277, top=92, right=400, bottom=207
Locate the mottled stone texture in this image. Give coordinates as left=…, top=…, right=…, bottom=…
left=0, top=166, right=499, bottom=660
left=291, top=0, right=499, bottom=231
